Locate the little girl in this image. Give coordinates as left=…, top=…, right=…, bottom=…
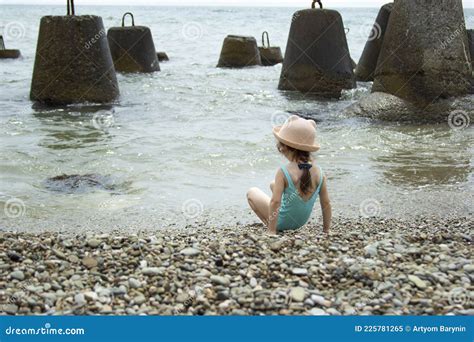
left=247, top=115, right=331, bottom=234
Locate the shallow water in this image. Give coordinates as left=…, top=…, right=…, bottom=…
left=0, top=5, right=473, bottom=231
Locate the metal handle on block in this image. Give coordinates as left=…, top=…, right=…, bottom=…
left=262, top=31, right=270, bottom=48
left=67, top=0, right=75, bottom=15
left=312, top=0, right=323, bottom=9
left=122, top=12, right=135, bottom=27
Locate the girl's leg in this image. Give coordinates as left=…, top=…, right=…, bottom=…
left=246, top=187, right=270, bottom=225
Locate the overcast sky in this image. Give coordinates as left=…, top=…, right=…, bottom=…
left=0, top=0, right=473, bottom=7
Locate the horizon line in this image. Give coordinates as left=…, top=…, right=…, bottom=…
left=0, top=4, right=382, bottom=7
left=2, top=3, right=473, bottom=8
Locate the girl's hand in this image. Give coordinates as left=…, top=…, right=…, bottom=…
left=319, top=175, right=332, bottom=234
left=268, top=169, right=285, bottom=233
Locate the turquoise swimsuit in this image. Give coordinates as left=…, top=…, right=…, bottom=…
left=277, top=165, right=324, bottom=231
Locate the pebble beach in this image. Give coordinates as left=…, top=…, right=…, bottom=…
left=1, top=217, right=472, bottom=316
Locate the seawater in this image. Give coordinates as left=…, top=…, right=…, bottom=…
left=0, top=5, right=473, bottom=231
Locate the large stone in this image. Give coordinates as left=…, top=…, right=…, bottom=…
left=289, top=287, right=306, bottom=302
left=355, top=3, right=393, bottom=81
left=128, top=277, right=142, bottom=289
left=278, top=8, right=355, bottom=98
left=309, top=308, right=328, bottom=316
left=7, top=251, right=21, bottom=262
left=87, top=239, right=102, bottom=248
left=344, top=91, right=473, bottom=123
left=142, top=267, right=164, bottom=276
left=291, top=268, right=308, bottom=276
left=107, top=14, right=160, bottom=73
left=82, top=256, right=98, bottom=269
left=74, top=293, right=86, bottom=306
left=217, top=35, right=262, bottom=68
left=156, top=52, right=169, bottom=62
left=3, top=304, right=19, bottom=314
left=0, top=49, right=21, bottom=59
left=311, top=295, right=331, bottom=307
left=463, top=264, right=474, bottom=273
left=133, top=294, right=146, bottom=305
left=84, top=291, right=98, bottom=301
left=0, top=50, right=21, bottom=59
left=10, top=270, right=25, bottom=281
left=30, top=15, right=119, bottom=104
left=364, top=243, right=378, bottom=257
left=372, top=0, right=471, bottom=105
left=180, top=247, right=200, bottom=256
left=408, top=275, right=427, bottom=289
left=210, top=275, right=230, bottom=286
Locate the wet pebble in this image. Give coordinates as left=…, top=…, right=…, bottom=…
left=291, top=268, right=308, bottom=276
left=408, top=275, right=427, bottom=289
left=142, top=267, right=163, bottom=276
left=128, top=278, right=142, bottom=289
left=133, top=294, right=146, bottom=305
left=290, top=287, right=306, bottom=302
left=74, top=293, right=86, bottom=306
left=210, top=275, right=230, bottom=286
left=87, top=239, right=102, bottom=248
left=82, top=256, right=98, bottom=269
left=309, top=308, right=328, bottom=315
left=10, top=270, right=25, bottom=281
left=180, top=247, right=200, bottom=256
left=7, top=251, right=21, bottom=262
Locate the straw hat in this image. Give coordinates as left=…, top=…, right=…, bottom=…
left=273, top=115, right=320, bottom=152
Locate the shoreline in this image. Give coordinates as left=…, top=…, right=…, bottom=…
left=0, top=216, right=472, bottom=315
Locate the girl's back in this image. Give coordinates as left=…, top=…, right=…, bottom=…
left=283, top=162, right=322, bottom=201
left=277, top=163, right=324, bottom=231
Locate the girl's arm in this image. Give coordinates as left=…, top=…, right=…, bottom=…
left=268, top=169, right=285, bottom=234
left=319, top=175, right=332, bottom=234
